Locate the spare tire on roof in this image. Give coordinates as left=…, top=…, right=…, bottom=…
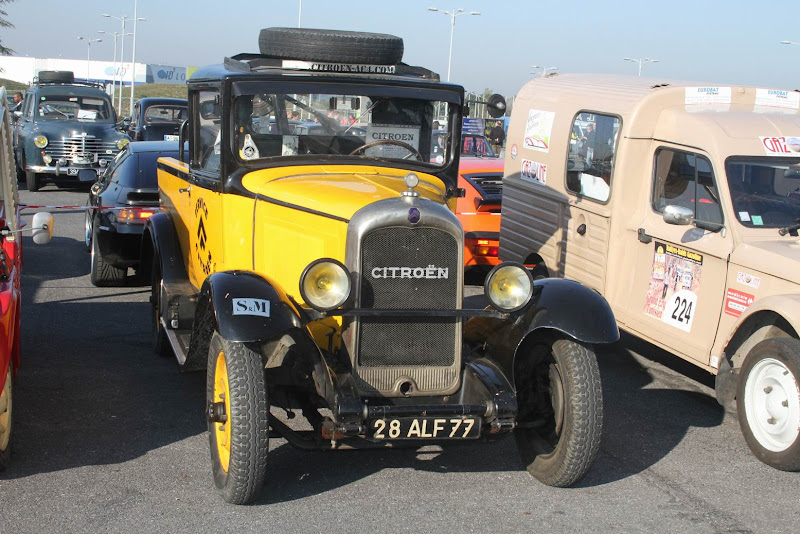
left=38, top=71, right=74, bottom=84
left=258, top=27, right=404, bottom=65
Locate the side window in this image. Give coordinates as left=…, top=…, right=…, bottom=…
left=652, top=149, right=723, bottom=225
left=195, top=90, right=221, bottom=174
left=566, top=112, right=620, bottom=202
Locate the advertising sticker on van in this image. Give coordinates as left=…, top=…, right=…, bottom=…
left=724, top=288, right=754, bottom=318
left=685, top=87, right=731, bottom=105
left=759, top=136, right=800, bottom=156
left=523, top=109, right=555, bottom=152
left=643, top=242, right=703, bottom=333
left=755, top=89, right=800, bottom=110
left=520, top=158, right=547, bottom=185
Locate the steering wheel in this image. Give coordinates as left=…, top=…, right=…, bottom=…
left=349, top=139, right=423, bottom=161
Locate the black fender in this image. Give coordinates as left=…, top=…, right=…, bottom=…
left=140, top=211, right=186, bottom=284
left=465, top=278, right=618, bottom=385
left=197, top=270, right=300, bottom=343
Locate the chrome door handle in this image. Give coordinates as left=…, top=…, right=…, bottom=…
left=178, top=187, right=191, bottom=194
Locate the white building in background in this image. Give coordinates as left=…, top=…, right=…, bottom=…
left=0, top=56, right=191, bottom=87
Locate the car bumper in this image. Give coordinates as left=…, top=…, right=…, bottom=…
left=27, top=164, right=104, bottom=181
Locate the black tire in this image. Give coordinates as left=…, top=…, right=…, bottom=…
left=736, top=337, right=800, bottom=471
left=150, top=254, right=171, bottom=358
left=258, top=27, right=403, bottom=65
left=25, top=171, right=40, bottom=192
left=0, top=367, right=14, bottom=472
left=207, top=332, right=269, bottom=505
left=38, top=70, right=74, bottom=84
left=514, top=336, right=603, bottom=487
left=90, top=224, right=126, bottom=287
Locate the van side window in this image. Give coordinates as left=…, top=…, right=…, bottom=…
left=652, top=149, right=723, bottom=225
left=566, top=112, right=620, bottom=202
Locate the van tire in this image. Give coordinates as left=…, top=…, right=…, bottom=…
left=514, top=336, right=603, bottom=487
left=736, top=338, right=800, bottom=471
left=258, top=27, right=404, bottom=65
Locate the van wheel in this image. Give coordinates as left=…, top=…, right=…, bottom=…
left=25, top=171, right=40, bottom=192
left=258, top=27, right=404, bottom=65
left=207, top=332, right=269, bottom=505
left=0, top=366, right=14, bottom=471
left=737, top=338, right=800, bottom=471
left=515, top=336, right=603, bottom=487
left=90, top=224, right=126, bottom=287
left=150, top=255, right=171, bottom=358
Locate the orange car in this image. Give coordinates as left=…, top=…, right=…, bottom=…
left=455, top=157, right=503, bottom=272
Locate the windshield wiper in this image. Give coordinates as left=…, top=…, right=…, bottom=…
left=778, top=218, right=800, bottom=236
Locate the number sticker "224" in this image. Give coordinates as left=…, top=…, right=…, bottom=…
left=662, top=289, right=697, bottom=332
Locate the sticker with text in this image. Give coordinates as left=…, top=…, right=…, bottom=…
left=685, top=86, right=732, bottom=105
left=522, top=109, right=555, bottom=152
left=520, top=158, right=547, bottom=185
left=755, top=89, right=800, bottom=110
left=232, top=298, right=271, bottom=318
left=736, top=271, right=761, bottom=289
left=759, top=136, right=800, bottom=156
left=644, top=242, right=703, bottom=333
left=510, top=144, right=518, bottom=160
left=724, top=288, right=754, bottom=318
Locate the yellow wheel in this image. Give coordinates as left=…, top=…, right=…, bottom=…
left=206, top=332, right=269, bottom=504
left=0, top=366, right=13, bottom=471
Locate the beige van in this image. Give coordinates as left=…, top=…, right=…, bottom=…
left=501, top=74, right=800, bottom=471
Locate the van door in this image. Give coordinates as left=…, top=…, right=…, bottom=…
left=622, top=145, right=731, bottom=366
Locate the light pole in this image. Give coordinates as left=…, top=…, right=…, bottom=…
left=623, top=57, right=658, bottom=76
left=531, top=65, right=558, bottom=77
left=77, top=37, right=102, bottom=82
left=103, top=13, right=132, bottom=113
left=427, top=7, right=481, bottom=82
left=129, top=1, right=147, bottom=117
left=298, top=0, right=302, bottom=27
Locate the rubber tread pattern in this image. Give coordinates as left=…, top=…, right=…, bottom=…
left=516, top=338, right=603, bottom=487
left=258, top=27, right=404, bottom=65
left=90, top=224, right=126, bottom=287
left=207, top=333, right=269, bottom=505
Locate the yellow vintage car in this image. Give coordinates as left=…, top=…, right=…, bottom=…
left=141, top=27, right=619, bottom=504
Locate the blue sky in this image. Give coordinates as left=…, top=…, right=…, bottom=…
left=3, top=0, right=797, bottom=96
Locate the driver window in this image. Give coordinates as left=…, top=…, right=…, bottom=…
left=652, top=149, right=723, bottom=225
left=195, top=90, right=221, bottom=174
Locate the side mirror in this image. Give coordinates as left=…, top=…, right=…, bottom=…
left=663, top=205, right=694, bottom=226
left=31, top=212, right=54, bottom=244
left=199, top=101, right=220, bottom=120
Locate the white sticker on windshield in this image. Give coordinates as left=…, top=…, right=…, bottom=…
left=738, top=211, right=751, bottom=222
left=282, top=135, right=299, bottom=156
left=364, top=124, right=420, bottom=158
left=77, top=109, right=97, bottom=119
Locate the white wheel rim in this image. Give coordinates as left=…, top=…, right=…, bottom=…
left=0, top=367, right=12, bottom=451
left=744, top=358, right=800, bottom=452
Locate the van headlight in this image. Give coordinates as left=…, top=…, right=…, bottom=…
left=484, top=262, right=534, bottom=312
left=34, top=135, right=48, bottom=148
left=300, top=259, right=351, bottom=311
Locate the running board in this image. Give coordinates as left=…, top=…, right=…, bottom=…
left=162, top=318, right=191, bottom=366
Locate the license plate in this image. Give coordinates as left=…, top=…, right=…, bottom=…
left=164, top=134, right=179, bottom=141
left=369, top=417, right=481, bottom=440
left=67, top=168, right=79, bottom=176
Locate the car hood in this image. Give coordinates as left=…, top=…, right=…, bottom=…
left=241, top=166, right=448, bottom=221
left=30, top=121, right=126, bottom=141
left=731, top=239, right=800, bottom=285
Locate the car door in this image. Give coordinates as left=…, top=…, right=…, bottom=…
left=622, top=145, right=731, bottom=366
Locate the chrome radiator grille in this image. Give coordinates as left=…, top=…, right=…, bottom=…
left=44, top=135, right=120, bottom=160
left=357, top=226, right=459, bottom=368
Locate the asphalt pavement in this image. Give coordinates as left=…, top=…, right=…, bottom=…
left=0, top=184, right=797, bottom=533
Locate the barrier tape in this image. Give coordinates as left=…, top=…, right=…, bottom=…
left=20, top=204, right=156, bottom=211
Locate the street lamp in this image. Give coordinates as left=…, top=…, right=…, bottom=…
left=531, top=65, right=558, bottom=77
left=129, top=1, right=147, bottom=117
left=427, top=7, right=481, bottom=82
left=77, top=36, right=102, bottom=82
left=623, top=57, right=658, bottom=77
left=103, top=9, right=145, bottom=115
left=98, top=30, right=132, bottom=104
left=298, top=0, right=302, bottom=27
left=780, top=40, right=800, bottom=46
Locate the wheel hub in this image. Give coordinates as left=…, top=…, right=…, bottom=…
left=745, top=357, right=800, bottom=452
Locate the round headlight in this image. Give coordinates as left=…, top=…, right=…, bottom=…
left=300, top=259, right=351, bottom=312
left=484, top=262, right=534, bottom=312
left=117, top=138, right=130, bottom=150
left=33, top=135, right=48, bottom=148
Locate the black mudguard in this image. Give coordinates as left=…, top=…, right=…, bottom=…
left=141, top=211, right=186, bottom=284
left=464, top=278, right=619, bottom=385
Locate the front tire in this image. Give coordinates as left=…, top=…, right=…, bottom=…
left=90, top=224, right=126, bottom=287
left=514, top=336, right=603, bottom=487
left=206, top=332, right=269, bottom=505
left=150, top=254, right=171, bottom=358
left=0, top=366, right=14, bottom=471
left=25, top=171, right=40, bottom=192
left=737, top=338, right=800, bottom=471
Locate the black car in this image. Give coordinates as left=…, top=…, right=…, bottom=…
left=85, top=140, right=179, bottom=286
left=127, top=97, right=187, bottom=141
left=13, top=70, right=131, bottom=192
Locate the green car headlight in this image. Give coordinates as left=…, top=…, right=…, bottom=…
left=33, top=135, right=48, bottom=148
left=116, top=138, right=130, bottom=150
left=300, top=258, right=351, bottom=312
left=484, top=262, right=534, bottom=312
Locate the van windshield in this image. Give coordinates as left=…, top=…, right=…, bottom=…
left=231, top=85, right=455, bottom=167
left=726, top=157, right=800, bottom=228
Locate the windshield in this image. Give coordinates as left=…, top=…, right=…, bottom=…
left=233, top=86, right=456, bottom=167
left=36, top=95, right=113, bottom=122
left=726, top=157, right=800, bottom=228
